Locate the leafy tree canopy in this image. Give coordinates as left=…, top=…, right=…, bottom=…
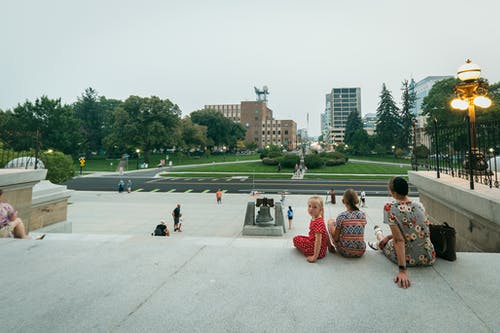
left=1, top=96, right=81, bottom=154
left=190, top=108, right=245, bottom=149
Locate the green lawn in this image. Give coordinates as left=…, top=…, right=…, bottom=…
left=307, top=163, right=410, bottom=174
left=165, top=161, right=410, bottom=175
left=77, top=153, right=260, bottom=172
left=348, top=154, right=411, bottom=164
left=160, top=172, right=403, bottom=180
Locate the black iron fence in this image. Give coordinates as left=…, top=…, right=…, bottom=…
left=413, top=119, right=500, bottom=190
left=0, top=148, right=42, bottom=169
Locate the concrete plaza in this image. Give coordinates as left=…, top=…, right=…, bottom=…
left=1, top=191, right=499, bottom=332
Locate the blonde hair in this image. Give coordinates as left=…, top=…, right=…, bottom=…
left=308, top=196, right=324, bottom=218
left=343, top=189, right=360, bottom=211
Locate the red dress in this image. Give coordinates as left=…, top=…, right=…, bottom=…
left=293, top=217, right=328, bottom=259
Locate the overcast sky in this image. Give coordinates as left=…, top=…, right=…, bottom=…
left=1, top=0, right=500, bottom=136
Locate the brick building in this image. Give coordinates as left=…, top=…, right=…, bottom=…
left=205, top=101, right=297, bottom=150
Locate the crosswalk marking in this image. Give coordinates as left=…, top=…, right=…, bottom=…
left=240, top=178, right=247, bottom=182
left=150, top=189, right=160, bottom=192
left=202, top=189, right=210, bottom=193
left=225, top=178, right=232, bottom=182
left=134, top=188, right=143, bottom=192
left=222, top=190, right=228, bottom=193
left=212, top=179, right=218, bottom=181
left=185, top=189, right=193, bottom=193
left=167, top=189, right=176, bottom=193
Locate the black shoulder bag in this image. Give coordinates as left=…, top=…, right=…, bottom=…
left=429, top=222, right=457, bottom=261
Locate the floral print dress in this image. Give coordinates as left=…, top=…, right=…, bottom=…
left=382, top=200, right=436, bottom=266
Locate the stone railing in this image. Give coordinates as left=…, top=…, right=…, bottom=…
left=409, top=171, right=500, bottom=252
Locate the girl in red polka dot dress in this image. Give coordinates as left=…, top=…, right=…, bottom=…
left=293, top=196, right=328, bottom=263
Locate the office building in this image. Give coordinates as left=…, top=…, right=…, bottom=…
left=362, top=112, right=377, bottom=136
left=322, top=87, right=361, bottom=144
left=409, top=76, right=452, bottom=117
left=408, top=76, right=452, bottom=147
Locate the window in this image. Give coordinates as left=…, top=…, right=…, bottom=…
left=284, top=130, right=288, bottom=135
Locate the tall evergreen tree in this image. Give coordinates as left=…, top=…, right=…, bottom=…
left=375, top=83, right=401, bottom=150
left=344, top=111, right=363, bottom=145
left=399, top=79, right=416, bottom=149
left=74, top=88, right=103, bottom=154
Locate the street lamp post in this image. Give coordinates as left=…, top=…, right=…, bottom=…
left=136, top=148, right=141, bottom=169
left=450, top=59, right=492, bottom=189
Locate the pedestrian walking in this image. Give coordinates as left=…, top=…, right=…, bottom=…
left=287, top=206, right=293, bottom=229
left=277, top=162, right=282, bottom=172
left=280, top=192, right=286, bottom=205
left=329, top=188, right=336, bottom=204
left=127, top=179, right=132, bottom=193
left=360, top=189, right=366, bottom=207
left=172, top=204, right=182, bottom=232
left=216, top=188, right=223, bottom=204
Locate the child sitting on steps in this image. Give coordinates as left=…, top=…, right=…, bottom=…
left=293, top=196, right=328, bottom=263
left=327, top=189, right=367, bottom=258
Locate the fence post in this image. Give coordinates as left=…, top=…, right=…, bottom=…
left=466, top=115, right=474, bottom=190
left=434, top=118, right=440, bottom=178
left=34, top=129, right=40, bottom=170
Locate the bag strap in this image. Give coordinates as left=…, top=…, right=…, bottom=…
left=440, top=230, right=448, bottom=253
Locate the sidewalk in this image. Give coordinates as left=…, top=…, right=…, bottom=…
left=1, top=191, right=499, bottom=332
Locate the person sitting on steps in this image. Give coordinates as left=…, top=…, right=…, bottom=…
left=0, top=189, right=45, bottom=240
left=368, top=177, right=436, bottom=289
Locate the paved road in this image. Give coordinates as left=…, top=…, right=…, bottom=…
left=65, top=176, right=418, bottom=196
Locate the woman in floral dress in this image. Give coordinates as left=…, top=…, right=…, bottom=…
left=370, top=177, right=435, bottom=288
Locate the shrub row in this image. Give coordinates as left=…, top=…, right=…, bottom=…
left=261, top=152, right=347, bottom=169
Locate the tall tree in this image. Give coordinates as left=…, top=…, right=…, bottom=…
left=1, top=97, right=81, bottom=154
left=179, top=117, right=208, bottom=151
left=399, top=79, right=416, bottom=149
left=350, top=128, right=372, bottom=155
left=421, top=77, right=461, bottom=130
left=375, top=84, right=401, bottom=150
left=344, top=111, right=363, bottom=145
left=74, top=88, right=104, bottom=154
left=103, top=96, right=181, bottom=162
left=480, top=81, right=500, bottom=121
left=190, top=108, right=245, bottom=149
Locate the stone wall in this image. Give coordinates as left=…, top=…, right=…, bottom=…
left=30, top=180, right=72, bottom=232
left=0, top=169, right=71, bottom=233
left=409, top=171, right=500, bottom=252
left=0, top=169, right=47, bottom=231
